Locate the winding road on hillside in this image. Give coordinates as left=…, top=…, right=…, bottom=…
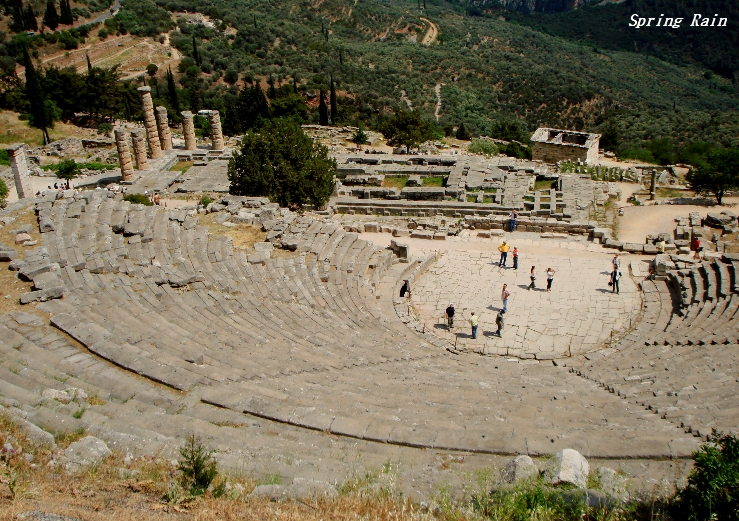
left=420, top=17, right=438, bottom=45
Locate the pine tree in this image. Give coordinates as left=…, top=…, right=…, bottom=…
left=166, top=67, right=180, bottom=114
left=9, top=0, right=25, bottom=32
left=43, top=0, right=59, bottom=30
left=329, top=76, right=337, bottom=125
left=23, top=47, right=51, bottom=144
left=318, top=90, right=328, bottom=126
left=24, top=3, right=37, bottom=31
left=59, top=0, right=72, bottom=25
left=192, top=35, right=200, bottom=66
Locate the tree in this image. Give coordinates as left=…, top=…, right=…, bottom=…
left=687, top=147, right=739, bottom=205
left=59, top=0, right=72, bottom=25
left=192, top=34, right=200, bottom=66
left=228, top=117, right=337, bottom=209
left=318, top=90, right=328, bottom=126
left=224, top=68, right=238, bottom=84
left=166, top=67, right=180, bottom=114
left=23, top=47, right=52, bottom=144
left=146, top=63, right=158, bottom=76
left=44, top=0, right=59, bottom=31
left=329, top=76, right=337, bottom=125
left=235, top=83, right=269, bottom=131
left=673, top=432, right=739, bottom=521
left=378, top=110, right=435, bottom=150
left=455, top=122, right=469, bottom=140
left=0, top=177, right=8, bottom=208
left=24, top=3, right=37, bottom=31
left=268, top=75, right=276, bottom=99
left=351, top=123, right=368, bottom=149
left=55, top=159, right=79, bottom=180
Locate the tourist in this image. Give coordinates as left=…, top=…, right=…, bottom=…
left=546, top=268, right=555, bottom=292
left=656, top=238, right=666, bottom=253
left=509, top=210, right=518, bottom=232
left=512, top=246, right=519, bottom=270
left=610, top=268, right=621, bottom=294
left=446, top=302, right=455, bottom=330
left=612, top=254, right=620, bottom=271
left=498, top=241, right=510, bottom=267
left=469, top=312, right=479, bottom=339
left=692, top=236, right=703, bottom=259
left=528, top=266, right=536, bottom=290
left=501, top=284, right=510, bottom=313
left=53, top=182, right=58, bottom=189
left=495, top=312, right=504, bottom=337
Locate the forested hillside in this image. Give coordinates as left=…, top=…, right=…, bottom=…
left=0, top=0, right=737, bottom=161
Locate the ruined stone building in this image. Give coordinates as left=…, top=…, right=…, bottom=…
left=531, top=128, right=600, bottom=164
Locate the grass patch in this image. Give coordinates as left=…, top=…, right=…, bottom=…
left=483, top=187, right=498, bottom=193
left=41, top=162, right=117, bottom=172
left=534, top=179, right=557, bottom=191
left=53, top=427, right=86, bottom=449
left=483, top=195, right=495, bottom=203
left=171, top=161, right=194, bottom=174
left=382, top=176, right=408, bottom=189
left=466, top=195, right=478, bottom=203
left=657, top=187, right=691, bottom=198
left=422, top=176, right=445, bottom=187
left=524, top=195, right=535, bottom=202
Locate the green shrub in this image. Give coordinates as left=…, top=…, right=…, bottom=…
left=468, top=139, right=499, bottom=156
left=177, top=434, right=218, bottom=497
left=199, top=194, right=213, bottom=207
left=673, top=431, right=739, bottom=521
left=123, top=193, right=153, bottom=206
left=55, top=159, right=80, bottom=180
left=0, top=178, right=7, bottom=208
left=0, top=149, right=9, bottom=167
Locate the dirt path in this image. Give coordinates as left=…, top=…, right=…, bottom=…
left=434, top=83, right=443, bottom=121
left=420, top=17, right=438, bottom=45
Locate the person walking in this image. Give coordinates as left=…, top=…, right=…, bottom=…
left=469, top=312, right=479, bottom=339
left=512, top=247, right=519, bottom=270
left=546, top=268, right=555, bottom=292
left=612, top=254, right=620, bottom=272
left=501, top=284, right=511, bottom=313
left=610, top=268, right=621, bottom=294
left=509, top=210, right=518, bottom=232
left=445, top=302, right=455, bottom=330
left=656, top=238, right=666, bottom=253
left=528, top=266, right=536, bottom=290
left=495, top=311, right=504, bottom=337
left=498, top=241, right=510, bottom=267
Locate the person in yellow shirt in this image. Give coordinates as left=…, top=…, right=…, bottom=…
left=469, top=312, right=479, bottom=339
left=498, top=241, right=510, bottom=267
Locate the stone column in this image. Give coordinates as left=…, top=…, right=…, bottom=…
left=137, top=86, right=162, bottom=159
left=181, top=111, right=196, bottom=150
left=208, top=110, right=224, bottom=151
left=7, top=144, right=32, bottom=199
left=114, top=128, right=135, bottom=182
left=650, top=169, right=657, bottom=201
left=131, top=129, right=149, bottom=170
left=155, top=106, right=173, bottom=151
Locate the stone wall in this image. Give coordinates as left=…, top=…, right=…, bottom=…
left=533, top=140, right=599, bottom=164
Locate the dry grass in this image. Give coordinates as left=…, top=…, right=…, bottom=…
left=0, top=409, right=421, bottom=521
left=0, top=205, right=41, bottom=313
left=0, top=111, right=97, bottom=148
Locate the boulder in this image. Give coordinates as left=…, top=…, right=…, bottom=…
left=597, top=467, right=629, bottom=501
left=546, top=448, right=589, bottom=489
left=705, top=212, right=735, bottom=228
left=15, top=233, right=32, bottom=244
left=61, top=436, right=112, bottom=473
left=502, top=455, right=539, bottom=483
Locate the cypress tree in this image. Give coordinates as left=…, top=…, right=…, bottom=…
left=60, top=0, right=73, bottom=25
left=318, top=90, right=328, bottom=126
left=329, top=76, right=337, bottom=125
left=268, top=74, right=276, bottom=99
left=23, top=47, right=51, bottom=144
left=9, top=0, right=25, bottom=32
left=253, top=14, right=256, bottom=28
left=24, top=3, right=37, bottom=31
left=192, top=35, right=200, bottom=66
left=85, top=53, right=92, bottom=71
left=166, top=67, right=180, bottom=113
left=43, top=0, right=59, bottom=30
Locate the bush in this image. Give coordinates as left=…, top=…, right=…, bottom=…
left=177, top=434, right=218, bottom=497
left=0, top=178, right=7, bottom=208
left=468, top=139, right=499, bottom=156
left=97, top=122, right=113, bottom=137
left=0, top=149, right=9, bottom=166
left=123, top=193, right=153, bottom=206
left=199, top=194, right=212, bottom=207
left=97, top=28, right=108, bottom=40
left=146, top=63, right=158, bottom=76
left=55, top=159, right=80, bottom=180
left=673, top=431, right=739, bottom=521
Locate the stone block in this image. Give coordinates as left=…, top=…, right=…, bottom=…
left=247, top=251, right=270, bottom=264
left=653, top=254, right=675, bottom=275
left=622, top=243, right=644, bottom=253
left=363, top=222, right=379, bottom=233
left=390, top=239, right=409, bottom=259
left=410, top=230, right=434, bottom=240
left=61, top=436, right=112, bottom=474
left=433, top=233, right=447, bottom=240
left=603, top=239, right=623, bottom=249
left=19, top=262, right=59, bottom=282
left=8, top=259, right=25, bottom=270
left=502, top=455, right=539, bottom=483
left=253, top=241, right=274, bottom=253
left=33, top=271, right=63, bottom=290
left=20, top=286, right=64, bottom=304
left=643, top=244, right=658, bottom=255
left=392, top=228, right=410, bottom=237
left=0, top=249, right=19, bottom=261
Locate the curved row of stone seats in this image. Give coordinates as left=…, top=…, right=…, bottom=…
left=570, top=279, right=739, bottom=439
left=30, top=195, right=442, bottom=395
left=0, top=312, right=383, bottom=482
